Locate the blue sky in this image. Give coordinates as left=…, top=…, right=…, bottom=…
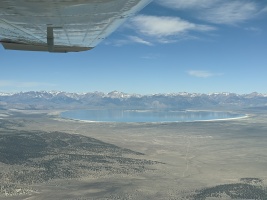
left=1, top=0, right=267, bottom=94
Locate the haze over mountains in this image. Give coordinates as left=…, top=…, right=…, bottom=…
left=1, top=91, right=267, bottom=110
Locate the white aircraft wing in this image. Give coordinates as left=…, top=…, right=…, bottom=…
left=0, top=0, right=151, bottom=52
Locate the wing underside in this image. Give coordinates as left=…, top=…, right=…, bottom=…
left=0, top=0, right=151, bottom=52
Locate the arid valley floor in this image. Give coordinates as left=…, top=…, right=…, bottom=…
left=0, top=109, right=267, bottom=199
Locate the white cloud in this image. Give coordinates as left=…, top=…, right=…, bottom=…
left=128, top=36, right=153, bottom=46
left=131, top=15, right=215, bottom=37
left=157, top=0, right=264, bottom=25
left=0, top=80, right=56, bottom=88
left=157, top=0, right=217, bottom=9
left=187, top=70, right=223, bottom=78
left=201, top=1, right=259, bottom=24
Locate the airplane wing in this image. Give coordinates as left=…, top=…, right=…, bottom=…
left=0, top=0, right=151, bottom=53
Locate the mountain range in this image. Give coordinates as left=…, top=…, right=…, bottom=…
left=1, top=91, right=267, bottom=110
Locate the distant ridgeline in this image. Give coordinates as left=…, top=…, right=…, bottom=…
left=1, top=91, right=267, bottom=110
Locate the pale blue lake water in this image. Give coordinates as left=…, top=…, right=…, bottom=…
left=60, top=110, right=243, bottom=123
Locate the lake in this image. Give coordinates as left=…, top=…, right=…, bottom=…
left=60, top=109, right=244, bottom=123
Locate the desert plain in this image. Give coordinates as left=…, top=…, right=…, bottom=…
left=0, top=108, right=267, bottom=199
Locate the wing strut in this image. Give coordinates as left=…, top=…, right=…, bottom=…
left=47, top=26, right=54, bottom=52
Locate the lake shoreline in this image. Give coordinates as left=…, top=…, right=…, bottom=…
left=59, top=109, right=248, bottom=123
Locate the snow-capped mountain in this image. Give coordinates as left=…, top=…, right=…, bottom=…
left=0, top=91, right=267, bottom=110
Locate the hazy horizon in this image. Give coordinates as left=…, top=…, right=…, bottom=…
left=1, top=90, right=267, bottom=96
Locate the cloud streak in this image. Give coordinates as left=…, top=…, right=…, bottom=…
left=201, top=1, right=259, bottom=24
left=187, top=70, right=223, bottom=78
left=127, top=36, right=153, bottom=46
left=157, top=0, right=217, bottom=9
left=157, top=0, right=265, bottom=25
